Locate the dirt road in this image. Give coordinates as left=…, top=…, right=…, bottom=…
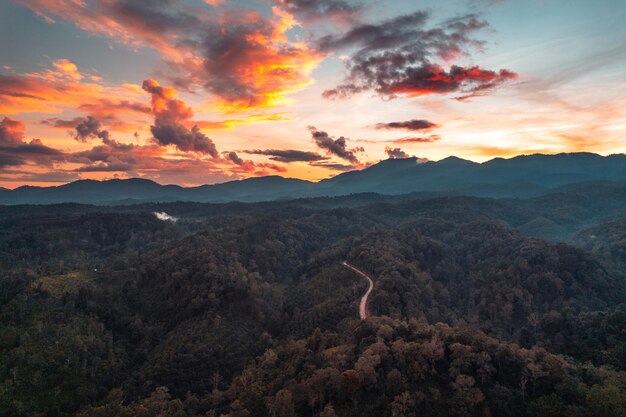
left=342, top=261, right=374, bottom=319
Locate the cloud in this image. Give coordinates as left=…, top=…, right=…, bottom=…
left=142, top=79, right=194, bottom=122
left=0, top=61, right=148, bottom=123
left=0, top=169, right=79, bottom=183
left=150, top=123, right=218, bottom=156
left=468, top=0, right=506, bottom=7
left=376, top=119, right=438, bottom=131
left=2, top=111, right=279, bottom=185
left=0, top=140, right=63, bottom=160
left=242, top=148, right=327, bottom=162
left=224, top=151, right=256, bottom=172
left=385, top=146, right=410, bottom=159
left=0, top=116, right=274, bottom=185
left=224, top=151, right=287, bottom=174
left=309, top=126, right=363, bottom=164
left=74, top=116, right=110, bottom=142
left=0, top=116, right=65, bottom=168
left=257, top=162, right=288, bottom=173
left=142, top=79, right=218, bottom=156
left=390, top=135, right=441, bottom=144
left=320, top=12, right=517, bottom=100
left=19, top=0, right=205, bottom=61
left=199, top=9, right=324, bottom=110
left=20, top=1, right=324, bottom=110
left=274, top=0, right=363, bottom=23
left=309, top=161, right=355, bottom=171
left=0, top=116, right=26, bottom=144
left=51, top=58, right=83, bottom=81
left=66, top=118, right=218, bottom=176
left=41, top=116, right=86, bottom=129
left=74, top=161, right=135, bottom=172
left=66, top=131, right=238, bottom=184
left=195, top=113, right=294, bottom=130
left=154, top=211, right=178, bottom=222
left=78, top=99, right=151, bottom=117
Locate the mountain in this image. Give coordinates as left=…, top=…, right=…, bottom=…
left=1, top=152, right=625, bottom=204
left=3, top=178, right=188, bottom=205
left=187, top=176, right=315, bottom=202
left=317, top=152, right=626, bottom=197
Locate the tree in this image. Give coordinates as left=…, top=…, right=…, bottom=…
left=586, top=385, right=626, bottom=417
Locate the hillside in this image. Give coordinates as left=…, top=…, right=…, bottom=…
left=1, top=153, right=625, bottom=205
left=1, top=190, right=625, bottom=417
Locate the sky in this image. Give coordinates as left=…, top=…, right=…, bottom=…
left=0, top=0, right=625, bottom=188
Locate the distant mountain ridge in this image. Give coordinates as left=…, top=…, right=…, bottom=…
left=2, top=152, right=626, bottom=204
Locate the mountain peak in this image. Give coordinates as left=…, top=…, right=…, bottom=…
left=437, top=156, right=475, bottom=165
left=1, top=152, right=625, bottom=204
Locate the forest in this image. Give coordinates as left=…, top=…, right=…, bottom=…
left=0, top=186, right=625, bottom=417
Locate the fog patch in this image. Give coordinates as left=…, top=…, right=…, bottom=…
left=154, top=211, right=178, bottom=222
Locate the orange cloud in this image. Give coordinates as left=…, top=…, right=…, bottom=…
left=142, top=79, right=194, bottom=123
left=19, top=0, right=196, bottom=62
left=51, top=58, right=83, bottom=81
left=0, top=114, right=285, bottom=186
left=0, top=116, right=65, bottom=168
left=0, top=60, right=147, bottom=120
left=0, top=116, right=25, bottom=144
left=19, top=1, right=325, bottom=111
left=194, top=112, right=294, bottom=130
left=203, top=8, right=325, bottom=111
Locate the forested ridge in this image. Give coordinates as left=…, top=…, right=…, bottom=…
left=1, top=189, right=625, bottom=416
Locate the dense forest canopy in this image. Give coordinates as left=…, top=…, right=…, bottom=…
left=1, top=186, right=625, bottom=417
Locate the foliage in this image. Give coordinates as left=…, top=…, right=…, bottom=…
left=1, top=193, right=625, bottom=416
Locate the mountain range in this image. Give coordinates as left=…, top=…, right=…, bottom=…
left=2, top=152, right=625, bottom=205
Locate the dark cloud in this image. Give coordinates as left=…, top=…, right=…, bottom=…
left=78, top=99, right=151, bottom=115
left=390, top=135, right=441, bottom=144
left=225, top=151, right=245, bottom=166
left=385, top=146, right=410, bottom=159
left=320, top=12, right=517, bottom=99
left=318, top=11, right=429, bottom=52
left=74, top=116, right=110, bottom=142
left=0, top=140, right=64, bottom=168
left=376, top=119, right=438, bottom=131
left=41, top=116, right=86, bottom=129
left=142, top=79, right=219, bottom=156
left=0, top=169, right=79, bottom=183
left=0, top=118, right=248, bottom=185
left=0, top=154, right=24, bottom=168
left=469, top=0, right=506, bottom=7
left=0, top=117, right=64, bottom=168
left=256, top=162, right=288, bottom=173
left=0, top=74, right=46, bottom=102
left=224, top=151, right=256, bottom=172
left=0, top=116, right=25, bottom=144
left=223, top=151, right=287, bottom=173
left=309, top=161, right=355, bottom=171
left=243, top=149, right=327, bottom=162
left=199, top=15, right=321, bottom=108
left=309, top=126, right=362, bottom=165
left=105, top=0, right=204, bottom=37
left=44, top=112, right=140, bottom=134
left=151, top=123, right=218, bottom=156
left=20, top=1, right=323, bottom=110
left=275, top=0, right=363, bottom=23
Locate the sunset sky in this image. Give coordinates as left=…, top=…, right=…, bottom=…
left=0, top=0, right=625, bottom=187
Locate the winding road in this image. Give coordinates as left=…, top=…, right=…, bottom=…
left=342, top=261, right=374, bottom=320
